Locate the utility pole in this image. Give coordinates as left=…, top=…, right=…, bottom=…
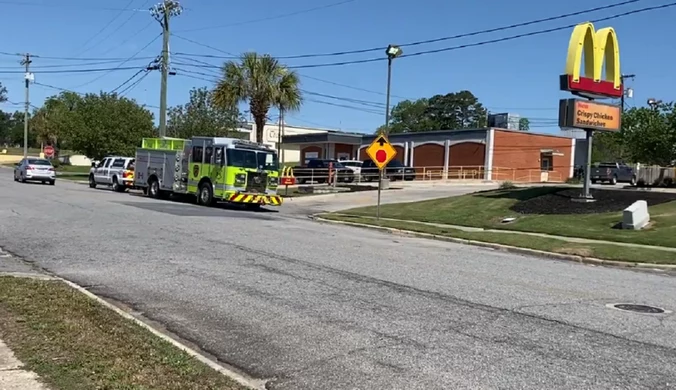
left=151, top=0, right=182, bottom=138
left=620, top=74, right=635, bottom=112
left=20, top=54, right=32, bottom=159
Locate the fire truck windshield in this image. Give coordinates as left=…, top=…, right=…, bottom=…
left=227, top=148, right=279, bottom=171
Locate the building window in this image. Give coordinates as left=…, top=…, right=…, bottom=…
left=540, top=154, right=553, bottom=171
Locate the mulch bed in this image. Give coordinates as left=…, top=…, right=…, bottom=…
left=509, top=188, right=676, bottom=215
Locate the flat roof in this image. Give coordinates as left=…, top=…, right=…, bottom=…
left=282, top=127, right=573, bottom=145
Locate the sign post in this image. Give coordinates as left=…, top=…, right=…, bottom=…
left=365, top=135, right=397, bottom=220
left=280, top=167, right=296, bottom=197
left=558, top=22, right=623, bottom=201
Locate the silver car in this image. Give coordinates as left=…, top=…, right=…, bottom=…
left=14, top=158, right=56, bottom=185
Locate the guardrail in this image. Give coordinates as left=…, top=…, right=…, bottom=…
left=280, top=165, right=570, bottom=184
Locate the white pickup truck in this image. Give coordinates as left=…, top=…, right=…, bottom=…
left=88, top=156, right=135, bottom=192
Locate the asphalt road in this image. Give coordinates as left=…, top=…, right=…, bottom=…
left=1, top=169, right=676, bottom=389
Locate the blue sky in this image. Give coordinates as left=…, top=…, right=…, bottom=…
left=0, top=0, right=673, bottom=134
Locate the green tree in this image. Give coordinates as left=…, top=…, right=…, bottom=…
left=518, top=117, right=530, bottom=131
left=36, top=92, right=154, bottom=159
left=620, top=103, right=676, bottom=166
left=386, top=91, right=487, bottom=133
left=167, top=87, right=243, bottom=139
left=212, top=52, right=302, bottom=143
left=387, top=98, right=436, bottom=133
left=0, top=82, right=7, bottom=103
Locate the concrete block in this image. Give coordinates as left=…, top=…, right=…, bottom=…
left=380, top=179, right=390, bottom=190
left=622, top=200, right=650, bottom=230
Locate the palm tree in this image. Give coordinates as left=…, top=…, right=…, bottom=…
left=212, top=52, right=302, bottom=144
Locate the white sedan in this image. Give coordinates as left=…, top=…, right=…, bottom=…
left=14, top=157, right=56, bottom=185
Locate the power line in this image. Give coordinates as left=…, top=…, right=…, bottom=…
left=175, top=0, right=356, bottom=33
left=285, top=2, right=676, bottom=69
left=108, top=20, right=156, bottom=54
left=92, top=0, right=153, bottom=53
left=0, top=66, right=143, bottom=75
left=0, top=59, right=149, bottom=69
left=172, top=34, right=237, bottom=57
left=0, top=0, right=150, bottom=11
left=111, top=69, right=147, bottom=93
left=168, top=2, right=673, bottom=72
left=172, top=0, right=644, bottom=60
left=71, top=33, right=161, bottom=89
left=119, top=71, right=151, bottom=96
left=71, top=0, right=137, bottom=58
left=307, top=98, right=383, bottom=115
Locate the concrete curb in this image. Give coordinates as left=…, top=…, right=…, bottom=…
left=0, top=272, right=265, bottom=390
left=311, top=216, right=676, bottom=271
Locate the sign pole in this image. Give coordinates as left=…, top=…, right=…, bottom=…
left=365, top=135, right=397, bottom=221
left=582, top=129, right=593, bottom=199
left=376, top=168, right=382, bottom=220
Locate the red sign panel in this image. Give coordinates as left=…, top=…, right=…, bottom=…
left=280, top=177, right=296, bottom=186
left=44, top=145, right=55, bottom=157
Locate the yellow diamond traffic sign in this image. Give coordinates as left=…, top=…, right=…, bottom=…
left=366, top=135, right=397, bottom=170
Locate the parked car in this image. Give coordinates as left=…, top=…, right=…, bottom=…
left=293, top=159, right=355, bottom=184
left=89, top=156, right=136, bottom=192
left=13, top=157, right=56, bottom=185
left=361, top=159, right=416, bottom=181
left=590, top=162, right=636, bottom=185
left=339, top=159, right=363, bottom=179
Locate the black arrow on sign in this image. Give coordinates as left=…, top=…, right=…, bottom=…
left=376, top=136, right=386, bottom=146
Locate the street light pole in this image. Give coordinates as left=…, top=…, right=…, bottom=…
left=385, top=57, right=392, bottom=136
left=376, top=44, right=403, bottom=220
left=383, top=44, right=402, bottom=135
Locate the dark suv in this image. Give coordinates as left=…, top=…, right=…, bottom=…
left=361, top=159, right=416, bottom=181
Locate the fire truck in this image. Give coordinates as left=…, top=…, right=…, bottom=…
left=134, top=136, right=283, bottom=208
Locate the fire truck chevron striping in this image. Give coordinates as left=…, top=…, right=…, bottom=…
left=134, top=136, right=283, bottom=207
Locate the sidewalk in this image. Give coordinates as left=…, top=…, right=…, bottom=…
left=0, top=339, right=46, bottom=389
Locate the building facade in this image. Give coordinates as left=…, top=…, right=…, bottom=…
left=235, top=122, right=332, bottom=163
left=283, top=128, right=576, bottom=182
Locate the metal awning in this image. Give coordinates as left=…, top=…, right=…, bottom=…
left=540, top=149, right=564, bottom=156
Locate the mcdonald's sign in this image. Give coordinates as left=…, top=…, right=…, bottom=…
left=559, top=22, right=622, bottom=99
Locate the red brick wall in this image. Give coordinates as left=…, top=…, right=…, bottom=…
left=413, top=143, right=445, bottom=168
left=393, top=145, right=405, bottom=163
left=449, top=142, right=485, bottom=167
left=492, top=130, right=572, bottom=182
left=335, top=143, right=354, bottom=159
left=300, top=146, right=322, bottom=165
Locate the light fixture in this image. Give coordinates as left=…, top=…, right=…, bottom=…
left=385, top=44, right=403, bottom=59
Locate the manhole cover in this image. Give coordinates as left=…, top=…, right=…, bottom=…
left=609, top=304, right=667, bottom=314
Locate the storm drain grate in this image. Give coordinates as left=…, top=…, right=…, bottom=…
left=610, top=304, right=667, bottom=314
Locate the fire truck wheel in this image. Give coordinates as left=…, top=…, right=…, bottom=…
left=198, top=183, right=214, bottom=206
left=148, top=178, right=161, bottom=198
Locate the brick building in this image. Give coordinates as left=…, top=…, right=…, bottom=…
left=282, top=128, right=576, bottom=182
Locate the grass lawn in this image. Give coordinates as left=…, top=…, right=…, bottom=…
left=335, top=186, right=676, bottom=248
left=320, top=214, right=676, bottom=264
left=0, top=276, right=249, bottom=390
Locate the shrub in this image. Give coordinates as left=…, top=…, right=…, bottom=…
left=566, top=177, right=581, bottom=184
left=499, top=181, right=517, bottom=189
left=663, top=177, right=674, bottom=187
